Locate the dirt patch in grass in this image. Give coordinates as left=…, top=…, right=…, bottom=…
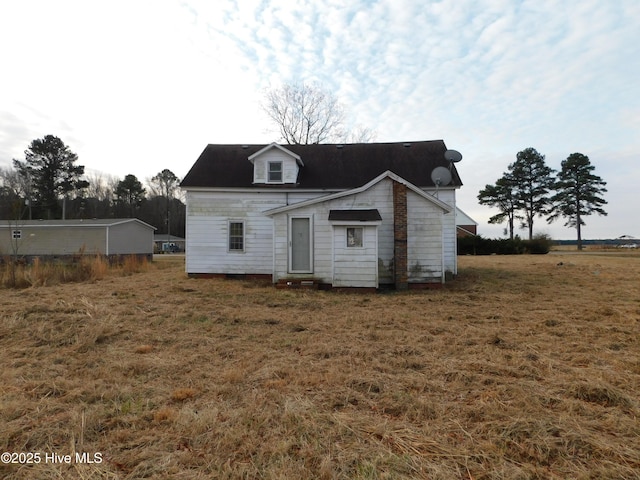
left=1, top=254, right=639, bottom=479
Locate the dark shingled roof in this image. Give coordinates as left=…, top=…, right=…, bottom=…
left=328, top=209, right=383, bottom=222
left=180, top=141, right=462, bottom=189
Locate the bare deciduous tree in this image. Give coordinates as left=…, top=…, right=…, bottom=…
left=263, top=82, right=347, bottom=144
left=347, top=125, right=376, bottom=143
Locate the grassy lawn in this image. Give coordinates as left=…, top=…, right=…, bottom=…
left=1, top=253, right=639, bottom=479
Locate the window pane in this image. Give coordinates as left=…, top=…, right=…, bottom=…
left=229, top=222, right=244, bottom=251
left=268, top=162, right=282, bottom=182
left=347, top=227, right=363, bottom=247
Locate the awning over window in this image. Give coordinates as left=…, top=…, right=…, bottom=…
left=328, top=209, right=382, bottom=222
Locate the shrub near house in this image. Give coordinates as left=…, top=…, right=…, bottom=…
left=458, top=234, right=552, bottom=255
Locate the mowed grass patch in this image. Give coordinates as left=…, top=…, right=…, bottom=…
left=0, top=253, right=639, bottom=479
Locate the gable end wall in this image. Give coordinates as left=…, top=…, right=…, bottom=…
left=252, top=149, right=299, bottom=184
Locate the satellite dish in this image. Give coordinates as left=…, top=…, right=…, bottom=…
left=444, top=149, right=463, bottom=163
left=431, top=166, right=452, bottom=186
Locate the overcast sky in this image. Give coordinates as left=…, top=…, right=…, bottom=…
left=1, top=0, right=638, bottom=239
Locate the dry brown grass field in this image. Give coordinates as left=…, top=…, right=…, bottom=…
left=1, top=252, right=639, bottom=479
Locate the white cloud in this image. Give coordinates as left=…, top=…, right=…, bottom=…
left=1, top=0, right=638, bottom=238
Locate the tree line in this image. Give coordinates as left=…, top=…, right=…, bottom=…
left=478, top=147, right=607, bottom=250
left=1, top=135, right=185, bottom=237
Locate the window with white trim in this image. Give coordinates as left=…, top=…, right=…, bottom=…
left=268, top=161, right=283, bottom=183
left=12, top=230, right=22, bottom=240
left=228, top=221, right=245, bottom=252
left=346, top=227, right=363, bottom=247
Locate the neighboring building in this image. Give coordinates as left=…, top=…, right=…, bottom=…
left=153, top=234, right=186, bottom=253
left=180, top=141, right=463, bottom=289
left=0, top=218, right=155, bottom=261
left=456, top=207, right=478, bottom=237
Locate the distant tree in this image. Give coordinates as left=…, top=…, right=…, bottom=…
left=510, top=148, right=555, bottom=240
left=149, top=169, right=179, bottom=199
left=477, top=173, right=520, bottom=239
left=115, top=174, right=145, bottom=217
left=0, top=166, right=31, bottom=286
left=13, top=135, right=89, bottom=219
left=0, top=166, right=27, bottom=219
left=547, top=153, right=607, bottom=250
left=80, top=172, right=118, bottom=218
left=263, top=82, right=347, bottom=144
left=149, top=169, right=180, bottom=236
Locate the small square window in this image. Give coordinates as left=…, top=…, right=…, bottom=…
left=229, top=222, right=244, bottom=251
left=12, top=230, right=22, bottom=240
left=346, top=227, right=363, bottom=248
left=268, top=162, right=283, bottom=182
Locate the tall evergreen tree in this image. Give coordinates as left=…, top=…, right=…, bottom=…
left=548, top=153, right=607, bottom=250
left=115, top=174, right=146, bottom=218
left=13, top=135, right=88, bottom=219
left=477, top=173, right=520, bottom=239
left=510, top=148, right=555, bottom=240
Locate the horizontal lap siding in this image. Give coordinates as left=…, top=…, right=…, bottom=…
left=333, top=226, right=377, bottom=287
left=407, top=191, right=443, bottom=282
left=272, top=179, right=394, bottom=285
left=252, top=149, right=299, bottom=184
left=186, top=191, right=284, bottom=274
left=435, top=189, right=457, bottom=274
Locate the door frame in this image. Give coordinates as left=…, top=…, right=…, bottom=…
left=288, top=215, right=313, bottom=273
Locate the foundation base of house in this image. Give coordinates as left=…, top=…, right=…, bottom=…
left=188, top=274, right=447, bottom=291
left=408, top=282, right=444, bottom=290
left=187, top=273, right=272, bottom=282
left=275, top=278, right=319, bottom=290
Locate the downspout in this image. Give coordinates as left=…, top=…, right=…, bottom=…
left=272, top=219, right=276, bottom=283
left=441, top=213, right=445, bottom=284
left=453, top=190, right=458, bottom=276
left=105, top=226, right=109, bottom=256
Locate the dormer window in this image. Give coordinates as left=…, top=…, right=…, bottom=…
left=248, top=143, right=303, bottom=185
left=268, top=161, right=283, bottom=183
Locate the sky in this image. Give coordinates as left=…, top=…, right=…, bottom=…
left=1, top=0, right=638, bottom=240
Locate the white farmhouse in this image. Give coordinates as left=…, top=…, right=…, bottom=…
left=180, top=141, right=463, bottom=290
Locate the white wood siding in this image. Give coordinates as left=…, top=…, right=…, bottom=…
left=272, top=179, right=396, bottom=284
left=185, top=190, right=331, bottom=275
left=420, top=188, right=457, bottom=275
left=333, top=225, right=378, bottom=287
left=186, top=191, right=278, bottom=274
left=407, top=190, right=444, bottom=282
left=184, top=180, right=459, bottom=283
left=252, top=149, right=300, bottom=184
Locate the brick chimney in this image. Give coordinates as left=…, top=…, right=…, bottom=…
left=393, top=180, right=408, bottom=290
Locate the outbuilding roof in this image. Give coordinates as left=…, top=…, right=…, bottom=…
left=1, top=218, right=156, bottom=229
left=181, top=141, right=462, bottom=189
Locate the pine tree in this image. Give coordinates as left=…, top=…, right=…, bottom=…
left=510, top=148, right=555, bottom=240
left=477, top=173, right=520, bottom=239
left=548, top=153, right=607, bottom=250
left=115, top=174, right=146, bottom=218
left=13, top=135, right=88, bottom=219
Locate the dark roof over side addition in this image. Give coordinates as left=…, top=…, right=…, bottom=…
left=180, top=141, right=463, bottom=189
left=328, top=209, right=383, bottom=222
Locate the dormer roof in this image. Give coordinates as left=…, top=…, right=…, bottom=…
left=247, top=142, right=304, bottom=166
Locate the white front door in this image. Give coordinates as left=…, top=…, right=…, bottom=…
left=289, top=216, right=312, bottom=273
